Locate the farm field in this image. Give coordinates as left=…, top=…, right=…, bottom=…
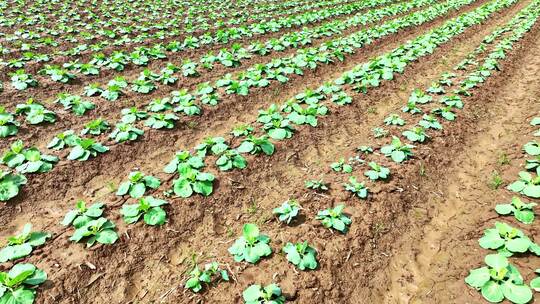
left=1, top=0, right=540, bottom=303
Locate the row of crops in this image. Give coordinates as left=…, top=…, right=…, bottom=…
left=2, top=0, right=540, bottom=302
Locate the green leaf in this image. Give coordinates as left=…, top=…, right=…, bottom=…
left=95, top=229, right=118, bottom=245
left=481, top=280, right=504, bottom=303
left=530, top=277, right=540, bottom=291
left=173, top=178, right=193, bottom=198
left=506, top=238, right=531, bottom=253
left=144, top=207, right=166, bottom=226
left=129, top=182, right=146, bottom=198
left=0, top=244, right=32, bottom=263
left=11, top=288, right=35, bottom=304
left=243, top=224, right=259, bottom=241
left=465, top=267, right=490, bottom=289
left=485, top=254, right=508, bottom=270
left=242, top=285, right=262, bottom=302
left=494, top=204, right=514, bottom=215
left=502, top=281, right=532, bottom=304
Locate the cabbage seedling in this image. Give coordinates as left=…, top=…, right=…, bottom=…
left=0, top=170, right=27, bottom=202
left=331, top=158, right=352, bottom=173
left=0, top=223, right=50, bottom=262
left=305, top=179, right=328, bottom=192
left=195, top=137, right=229, bottom=157
left=384, top=114, right=405, bottom=126
left=402, top=126, right=429, bottom=143
left=69, top=217, right=118, bottom=247
left=507, top=170, right=540, bottom=198
left=48, top=130, right=79, bottom=150
left=164, top=151, right=204, bottom=174
left=0, top=107, right=19, bottom=138
left=216, top=149, right=247, bottom=171
left=67, top=138, right=109, bottom=161
left=228, top=224, right=272, bottom=264
left=316, top=204, right=351, bottom=233
left=0, top=263, right=47, bottom=304
left=62, top=201, right=105, bottom=228
left=15, top=100, right=56, bottom=125
left=273, top=200, right=300, bottom=225
left=231, top=124, right=254, bottom=137
left=364, top=162, right=390, bottom=180
left=283, top=241, right=318, bottom=270
left=81, top=119, right=109, bottom=136
left=121, top=107, right=148, bottom=123
left=381, top=136, right=414, bottom=163
left=1, top=140, right=58, bottom=174
left=418, top=114, right=442, bottom=130
left=55, top=94, right=95, bottom=116
left=409, top=89, right=432, bottom=104
left=242, top=284, right=285, bottom=304
left=117, top=171, right=161, bottom=198
left=10, top=69, right=38, bottom=90
left=145, top=113, right=179, bottom=129
left=344, top=176, right=368, bottom=199
left=465, top=254, right=532, bottom=304
left=495, top=197, right=536, bottom=224
left=184, top=262, right=229, bottom=293
left=109, top=122, right=144, bottom=142
left=478, top=222, right=540, bottom=257
left=237, top=135, right=275, bottom=156
left=121, top=196, right=168, bottom=226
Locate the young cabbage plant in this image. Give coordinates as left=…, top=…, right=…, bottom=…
left=440, top=95, right=463, bottom=109
left=231, top=124, right=254, bottom=137
left=357, top=146, right=373, bottom=154
left=15, top=100, right=56, bottom=125
left=62, top=201, right=104, bottom=228
left=384, top=114, right=405, bottom=126
left=0, top=223, right=50, bottom=263
left=67, top=138, right=109, bottom=161
left=69, top=217, right=118, bottom=248
left=242, top=284, right=285, bottom=304
left=110, top=122, right=144, bottom=143
left=55, top=94, right=95, bottom=116
left=121, top=196, right=168, bottom=226
left=47, top=130, right=79, bottom=150
left=185, top=262, right=229, bottom=293
left=0, top=263, right=47, bottom=304
left=81, top=118, right=110, bottom=136
left=418, top=114, right=442, bottom=130
left=228, top=224, right=272, bottom=264
left=344, top=176, right=368, bottom=199
left=237, top=135, right=275, bottom=156
left=409, top=88, right=432, bottom=104
left=431, top=106, right=456, bottom=121
left=316, top=204, right=351, bottom=233
left=331, top=158, right=353, bottom=173
left=372, top=127, right=388, bottom=138
left=507, top=170, right=540, bottom=198
left=1, top=140, right=58, bottom=174
left=0, top=107, right=19, bottom=138
left=402, top=126, right=429, bottom=143
left=465, top=254, right=532, bottom=304
left=272, top=200, right=300, bottom=225
left=478, top=222, right=540, bottom=257
left=364, top=162, right=390, bottom=181
left=145, top=113, right=179, bottom=129
left=283, top=241, right=318, bottom=271
left=305, top=179, right=329, bottom=192
left=495, top=197, right=536, bottom=224
left=10, top=69, right=38, bottom=90
left=195, top=137, right=229, bottom=157
left=117, top=171, right=161, bottom=198
left=216, top=149, right=247, bottom=171
left=380, top=136, right=414, bottom=163
left=121, top=107, right=148, bottom=123
left=0, top=170, right=27, bottom=202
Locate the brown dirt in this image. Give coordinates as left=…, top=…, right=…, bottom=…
left=1, top=0, right=540, bottom=304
